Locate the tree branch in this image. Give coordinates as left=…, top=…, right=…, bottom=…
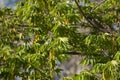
left=74, top=0, right=95, bottom=28
left=91, top=0, right=107, bottom=12
left=64, top=51, right=80, bottom=55
left=74, top=0, right=110, bottom=33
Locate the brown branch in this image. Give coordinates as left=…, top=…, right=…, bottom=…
left=74, top=0, right=95, bottom=28
left=64, top=51, right=80, bottom=55
left=64, top=51, right=112, bottom=59
left=91, top=0, right=107, bottom=12
left=74, top=0, right=110, bottom=33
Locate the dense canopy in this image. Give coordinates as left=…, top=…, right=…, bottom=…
left=0, top=0, right=120, bottom=80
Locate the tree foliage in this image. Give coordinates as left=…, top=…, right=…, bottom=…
left=0, top=0, right=120, bottom=80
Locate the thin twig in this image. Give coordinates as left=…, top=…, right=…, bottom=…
left=91, top=0, right=107, bottom=12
